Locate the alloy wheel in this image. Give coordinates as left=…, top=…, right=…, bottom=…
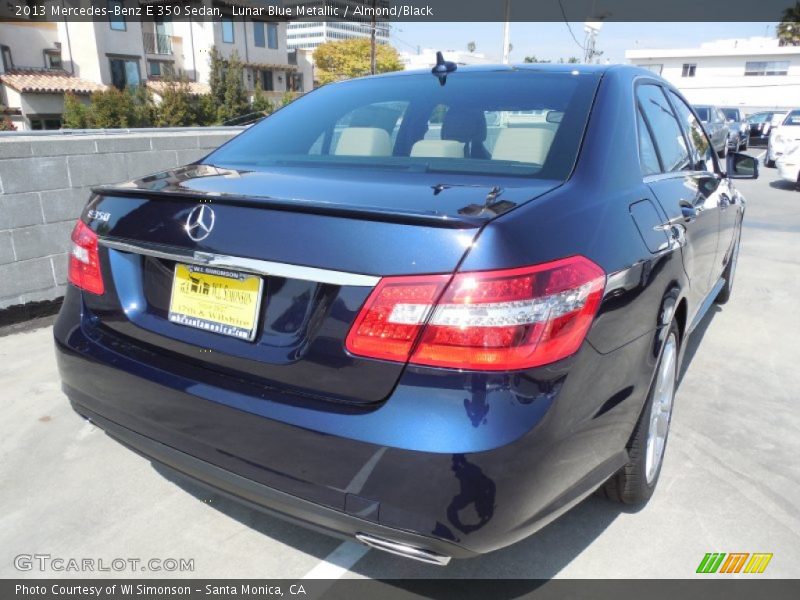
left=645, top=332, right=677, bottom=484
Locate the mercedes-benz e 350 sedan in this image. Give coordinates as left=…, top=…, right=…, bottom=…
left=55, top=64, right=756, bottom=565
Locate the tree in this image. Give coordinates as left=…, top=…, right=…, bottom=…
left=192, top=94, right=218, bottom=126
left=279, top=90, right=295, bottom=108
left=128, top=84, right=156, bottom=127
left=208, top=46, right=226, bottom=107
left=467, top=41, right=476, bottom=53
left=0, top=116, right=16, bottom=131
left=62, top=92, right=89, bottom=129
left=217, top=51, right=249, bottom=123
left=86, top=88, right=135, bottom=128
left=156, top=79, right=194, bottom=126
left=523, top=56, right=550, bottom=63
left=778, top=2, right=800, bottom=46
left=314, top=38, right=403, bottom=85
left=251, top=80, right=273, bottom=114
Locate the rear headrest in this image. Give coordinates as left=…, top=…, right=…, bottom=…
left=442, top=107, right=487, bottom=143
left=410, top=140, right=465, bottom=158
left=492, top=126, right=556, bottom=164
left=334, top=127, right=392, bottom=156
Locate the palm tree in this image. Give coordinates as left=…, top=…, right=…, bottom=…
left=777, top=2, right=800, bottom=46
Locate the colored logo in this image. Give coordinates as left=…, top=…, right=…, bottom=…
left=696, top=552, right=773, bottom=574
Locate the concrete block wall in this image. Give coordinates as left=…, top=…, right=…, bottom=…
left=0, top=129, right=242, bottom=310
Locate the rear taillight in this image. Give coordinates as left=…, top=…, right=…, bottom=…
left=68, top=220, right=104, bottom=295
left=345, top=256, right=605, bottom=371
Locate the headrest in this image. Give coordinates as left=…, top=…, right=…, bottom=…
left=492, top=126, right=556, bottom=164
left=334, top=127, right=392, bottom=156
left=410, top=140, right=466, bottom=158
left=442, top=107, right=487, bottom=143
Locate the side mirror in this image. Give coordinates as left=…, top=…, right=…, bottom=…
left=727, top=153, right=758, bottom=179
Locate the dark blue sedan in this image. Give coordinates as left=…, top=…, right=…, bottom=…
left=55, top=64, right=756, bottom=565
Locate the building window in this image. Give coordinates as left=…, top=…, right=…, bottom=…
left=681, top=63, right=696, bottom=77
left=109, top=57, right=141, bottom=89
left=260, top=69, right=274, bottom=91
left=267, top=23, right=278, bottom=49
left=636, top=63, right=662, bottom=75
left=287, top=73, right=303, bottom=93
left=29, top=116, right=62, bottom=130
left=147, top=60, right=174, bottom=78
left=108, top=0, right=126, bottom=31
left=1, top=45, right=13, bottom=71
left=45, top=50, right=62, bottom=70
left=222, top=19, right=235, bottom=44
left=254, top=22, right=265, bottom=47
left=744, top=60, right=790, bottom=76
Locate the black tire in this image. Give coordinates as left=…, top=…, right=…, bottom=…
left=600, top=321, right=680, bottom=505
left=766, top=158, right=775, bottom=168
left=717, top=143, right=727, bottom=159
left=716, top=227, right=740, bottom=304
left=741, top=137, right=748, bottom=151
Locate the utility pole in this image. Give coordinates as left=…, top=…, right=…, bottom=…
left=502, top=0, right=511, bottom=64
left=370, top=0, right=377, bottom=74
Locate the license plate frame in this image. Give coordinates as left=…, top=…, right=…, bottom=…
left=168, top=263, right=263, bottom=342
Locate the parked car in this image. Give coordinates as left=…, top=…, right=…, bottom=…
left=746, top=110, right=787, bottom=146
left=776, top=144, right=800, bottom=185
left=692, top=105, right=730, bottom=158
left=55, top=64, right=755, bottom=565
left=767, top=109, right=800, bottom=167
left=720, top=107, right=748, bottom=151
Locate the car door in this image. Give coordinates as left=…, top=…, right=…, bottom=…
left=636, top=84, right=721, bottom=306
left=668, top=91, right=737, bottom=288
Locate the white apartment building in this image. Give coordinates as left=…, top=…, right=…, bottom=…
left=0, top=0, right=313, bottom=130
left=399, top=48, right=493, bottom=71
left=285, top=0, right=390, bottom=50
left=625, top=37, right=800, bottom=112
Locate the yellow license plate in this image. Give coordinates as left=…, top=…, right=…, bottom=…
left=168, top=263, right=263, bottom=341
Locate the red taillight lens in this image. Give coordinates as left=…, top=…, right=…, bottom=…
left=345, top=256, right=605, bottom=371
left=68, top=220, right=105, bottom=295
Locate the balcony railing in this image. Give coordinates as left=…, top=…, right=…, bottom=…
left=143, top=32, right=173, bottom=55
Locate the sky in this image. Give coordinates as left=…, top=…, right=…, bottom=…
left=390, top=22, right=779, bottom=63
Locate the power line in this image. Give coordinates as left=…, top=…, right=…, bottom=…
left=557, top=0, right=585, bottom=51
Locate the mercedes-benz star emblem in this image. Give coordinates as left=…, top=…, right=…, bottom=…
left=185, top=205, right=215, bottom=242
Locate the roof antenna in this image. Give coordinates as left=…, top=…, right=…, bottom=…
left=431, top=51, right=457, bottom=86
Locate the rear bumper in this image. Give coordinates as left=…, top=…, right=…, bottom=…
left=69, top=398, right=472, bottom=560
left=55, top=287, right=650, bottom=557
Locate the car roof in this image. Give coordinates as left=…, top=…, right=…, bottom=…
left=370, top=62, right=617, bottom=80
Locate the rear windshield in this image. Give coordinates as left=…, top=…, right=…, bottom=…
left=783, top=110, right=800, bottom=126
left=694, top=107, right=710, bottom=121
left=206, top=70, right=601, bottom=180
left=721, top=108, right=739, bottom=121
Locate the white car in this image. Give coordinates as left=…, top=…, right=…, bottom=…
left=767, top=109, right=800, bottom=167
left=776, top=145, right=800, bottom=185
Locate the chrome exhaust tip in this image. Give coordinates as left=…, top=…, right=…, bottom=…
left=355, top=533, right=451, bottom=566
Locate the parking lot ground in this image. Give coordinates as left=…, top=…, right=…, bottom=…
left=1, top=157, right=799, bottom=580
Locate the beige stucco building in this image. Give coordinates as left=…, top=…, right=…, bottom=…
left=0, top=1, right=314, bottom=130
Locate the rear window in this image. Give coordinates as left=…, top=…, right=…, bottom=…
left=694, top=107, right=710, bottom=121
left=721, top=108, right=739, bottom=121
left=783, top=110, right=800, bottom=126
left=206, top=70, right=601, bottom=180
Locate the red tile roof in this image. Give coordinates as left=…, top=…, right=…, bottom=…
left=0, top=69, right=107, bottom=94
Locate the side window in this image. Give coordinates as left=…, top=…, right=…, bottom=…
left=637, top=85, right=691, bottom=172
left=637, top=108, right=661, bottom=176
left=667, top=91, right=714, bottom=172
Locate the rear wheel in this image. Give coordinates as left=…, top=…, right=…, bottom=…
left=717, top=143, right=727, bottom=159
left=715, top=227, right=740, bottom=304
left=766, top=158, right=775, bottom=168
left=600, top=322, right=679, bottom=504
